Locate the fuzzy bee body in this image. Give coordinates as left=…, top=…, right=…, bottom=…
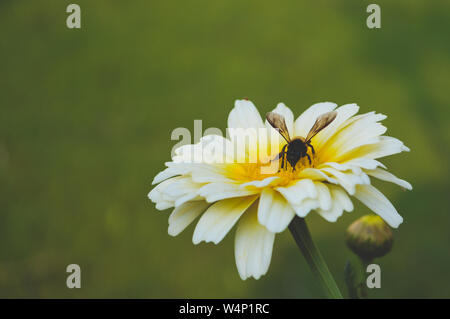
left=266, top=110, right=337, bottom=171
left=285, top=138, right=308, bottom=169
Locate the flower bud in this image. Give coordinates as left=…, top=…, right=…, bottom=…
left=345, top=215, right=393, bottom=261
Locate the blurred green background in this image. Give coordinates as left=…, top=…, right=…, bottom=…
left=0, top=0, right=449, bottom=298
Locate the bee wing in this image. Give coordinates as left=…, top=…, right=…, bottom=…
left=266, top=112, right=291, bottom=142
left=305, top=111, right=337, bottom=142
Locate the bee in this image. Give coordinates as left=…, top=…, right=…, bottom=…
left=266, top=110, right=337, bottom=171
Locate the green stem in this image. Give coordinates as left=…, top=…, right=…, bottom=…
left=358, top=258, right=373, bottom=299
left=288, top=216, right=343, bottom=299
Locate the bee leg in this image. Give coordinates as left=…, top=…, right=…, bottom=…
left=281, top=144, right=287, bottom=157
left=279, top=144, right=288, bottom=170
left=307, top=142, right=315, bottom=155
left=272, top=144, right=287, bottom=161
left=273, top=151, right=285, bottom=171
left=306, top=153, right=312, bottom=165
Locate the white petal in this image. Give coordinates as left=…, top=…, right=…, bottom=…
left=155, top=201, right=174, bottom=210
left=316, top=186, right=353, bottom=222
left=296, top=168, right=338, bottom=184
left=294, top=102, right=337, bottom=138
left=228, top=99, right=264, bottom=129
left=173, top=143, right=205, bottom=164
left=366, top=168, right=412, bottom=190
left=174, top=193, right=203, bottom=207
left=340, top=136, right=410, bottom=161
left=331, top=186, right=354, bottom=212
left=321, top=112, right=387, bottom=161
left=235, top=202, right=275, bottom=280
left=163, top=177, right=202, bottom=198
left=343, top=158, right=387, bottom=170
left=291, top=198, right=320, bottom=217
left=150, top=176, right=206, bottom=209
left=354, top=184, right=403, bottom=228
left=315, top=182, right=332, bottom=210
left=319, top=167, right=369, bottom=195
left=152, top=166, right=186, bottom=185
left=149, top=177, right=178, bottom=201
left=312, top=103, right=360, bottom=148
left=192, top=196, right=257, bottom=244
left=226, top=126, right=262, bottom=163
left=258, top=188, right=295, bottom=233
left=316, top=205, right=343, bottom=222
left=190, top=165, right=232, bottom=183
left=341, top=111, right=386, bottom=128
left=319, top=167, right=356, bottom=195
left=173, top=135, right=235, bottom=165
left=319, top=161, right=362, bottom=175
left=239, top=176, right=280, bottom=189
left=168, top=201, right=210, bottom=236
left=276, top=179, right=317, bottom=206
left=148, top=177, right=181, bottom=209
left=199, top=135, right=236, bottom=164
left=198, top=182, right=259, bottom=202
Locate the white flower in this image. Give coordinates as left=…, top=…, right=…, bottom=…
left=149, top=100, right=412, bottom=280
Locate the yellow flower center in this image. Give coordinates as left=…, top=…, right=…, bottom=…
left=225, top=145, right=317, bottom=187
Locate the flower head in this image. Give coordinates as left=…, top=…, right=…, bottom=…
left=149, top=100, right=411, bottom=280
